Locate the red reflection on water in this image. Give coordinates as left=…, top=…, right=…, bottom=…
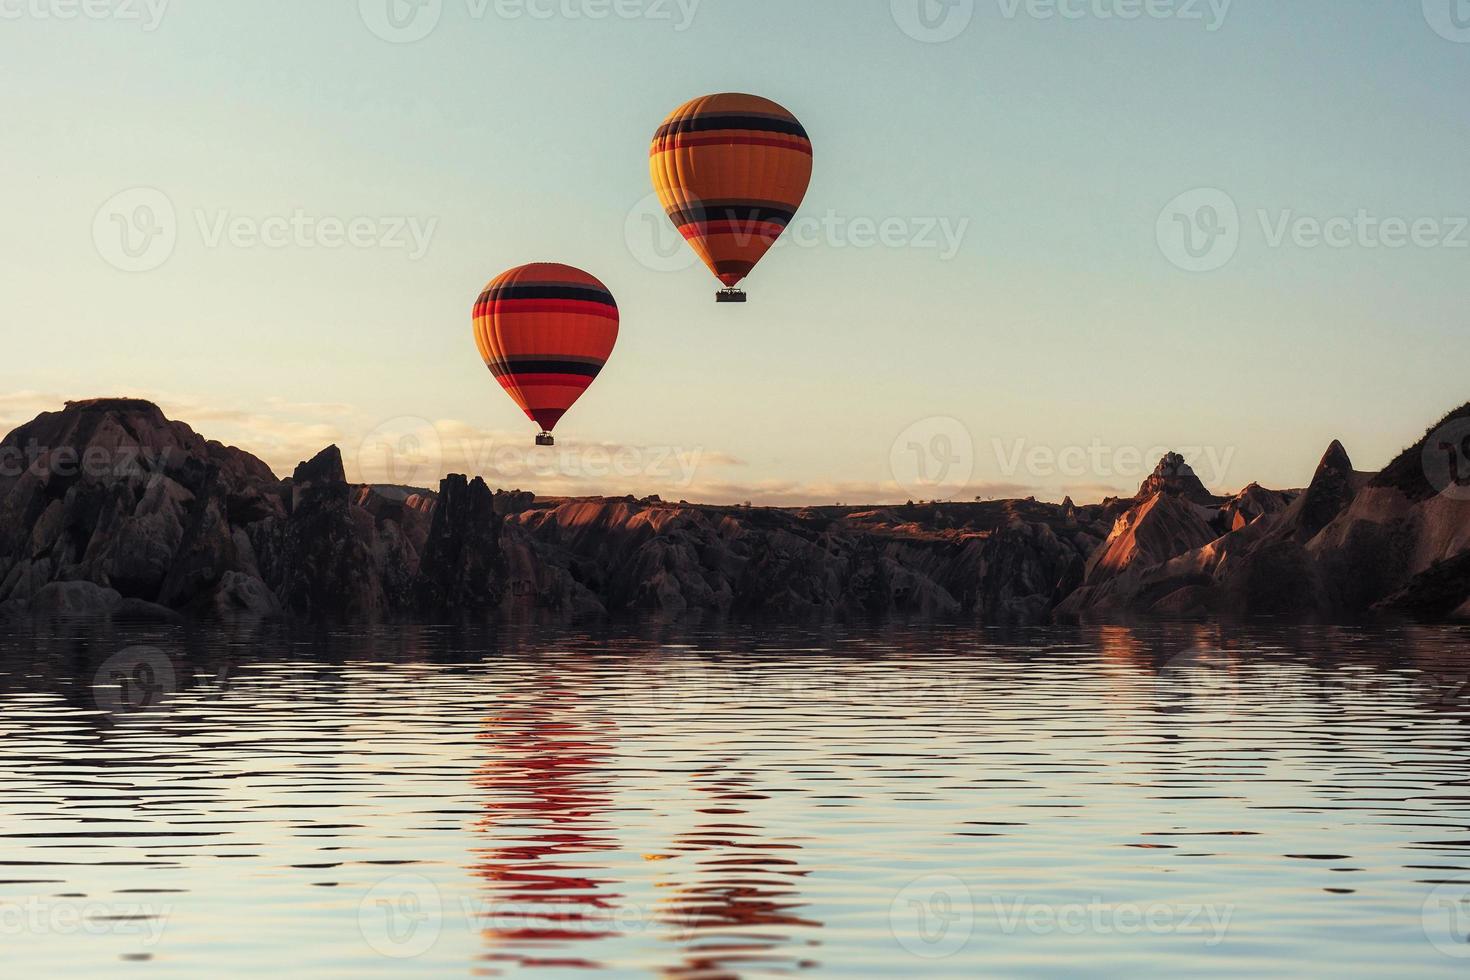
left=470, top=685, right=622, bottom=971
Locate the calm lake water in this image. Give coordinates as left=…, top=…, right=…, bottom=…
left=1, top=622, right=1469, bottom=978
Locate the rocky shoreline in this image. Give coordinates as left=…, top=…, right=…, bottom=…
left=1, top=398, right=1467, bottom=624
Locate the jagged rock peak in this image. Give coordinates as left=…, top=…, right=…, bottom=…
left=1294, top=439, right=1355, bottom=539
left=294, top=445, right=346, bottom=486
left=1136, top=453, right=1213, bottom=503
left=1318, top=440, right=1352, bottom=473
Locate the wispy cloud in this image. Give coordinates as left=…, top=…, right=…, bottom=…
left=1, top=394, right=1129, bottom=506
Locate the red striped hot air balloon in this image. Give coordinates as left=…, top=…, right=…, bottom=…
left=650, top=93, right=813, bottom=303
left=472, top=263, right=619, bottom=447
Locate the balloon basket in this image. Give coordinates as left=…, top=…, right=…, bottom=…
left=535, top=433, right=555, bottom=447
left=716, top=288, right=747, bottom=304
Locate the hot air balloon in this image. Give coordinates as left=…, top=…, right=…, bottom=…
left=472, top=263, right=618, bottom=447
left=650, top=93, right=813, bottom=303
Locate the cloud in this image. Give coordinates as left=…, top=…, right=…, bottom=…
left=0, top=395, right=1140, bottom=506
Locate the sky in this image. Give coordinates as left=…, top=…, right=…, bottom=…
left=2, top=0, right=1467, bottom=505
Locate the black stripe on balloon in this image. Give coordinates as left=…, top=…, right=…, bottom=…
left=490, top=359, right=604, bottom=378
left=655, top=114, right=809, bottom=140
left=666, top=203, right=796, bottom=226
left=477, top=285, right=616, bottom=306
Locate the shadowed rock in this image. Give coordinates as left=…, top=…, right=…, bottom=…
left=1295, top=440, right=1356, bottom=540
left=2, top=397, right=1469, bottom=624
left=414, top=474, right=504, bottom=615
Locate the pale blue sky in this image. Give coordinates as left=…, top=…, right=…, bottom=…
left=2, top=1, right=1466, bottom=503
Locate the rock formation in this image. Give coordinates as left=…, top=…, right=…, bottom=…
left=1, top=398, right=1467, bottom=623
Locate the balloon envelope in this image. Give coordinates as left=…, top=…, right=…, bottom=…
left=650, top=93, right=813, bottom=289
left=472, top=263, right=619, bottom=434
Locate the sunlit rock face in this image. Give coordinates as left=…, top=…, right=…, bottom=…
left=1, top=399, right=1468, bottom=624
left=1056, top=410, right=1470, bottom=622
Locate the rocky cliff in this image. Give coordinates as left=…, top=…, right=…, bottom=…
left=1, top=398, right=1467, bottom=624
left=1055, top=410, right=1470, bottom=622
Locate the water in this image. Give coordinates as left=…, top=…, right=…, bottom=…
left=1, top=622, right=1469, bottom=977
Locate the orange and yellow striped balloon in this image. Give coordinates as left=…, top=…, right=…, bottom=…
left=472, top=263, right=618, bottom=441
left=650, top=93, right=813, bottom=291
